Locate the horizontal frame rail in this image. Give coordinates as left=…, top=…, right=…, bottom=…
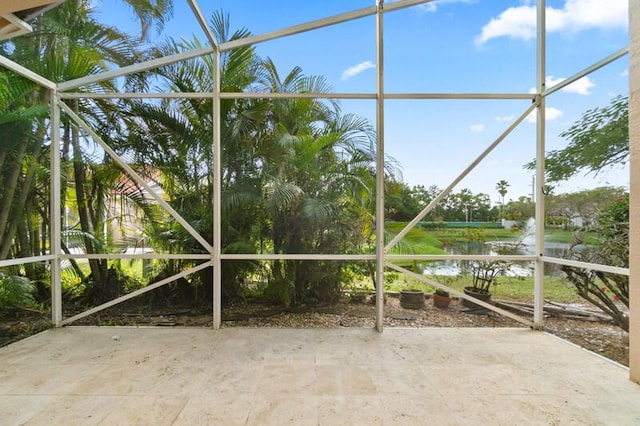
left=0, top=255, right=55, bottom=268
left=220, top=254, right=376, bottom=261
left=59, top=92, right=535, bottom=100
left=384, top=93, right=535, bottom=100
left=61, top=254, right=212, bottom=261
left=386, top=254, right=537, bottom=262
left=57, top=253, right=538, bottom=262
left=541, top=256, right=629, bottom=276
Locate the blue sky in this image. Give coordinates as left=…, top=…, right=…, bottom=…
left=94, top=0, right=630, bottom=204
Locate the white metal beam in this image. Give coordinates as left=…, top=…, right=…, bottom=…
left=543, top=47, right=628, bottom=97
left=387, top=254, right=537, bottom=262
left=187, top=0, right=218, bottom=48
left=212, top=50, right=222, bottom=330
left=0, top=54, right=56, bottom=89
left=384, top=102, right=537, bottom=252
left=629, top=0, right=640, bottom=383
left=62, top=254, right=212, bottom=260
left=533, top=0, right=546, bottom=328
left=50, top=92, right=62, bottom=326
left=220, top=92, right=377, bottom=100
left=221, top=254, right=376, bottom=261
left=0, top=255, right=54, bottom=268
left=57, top=0, right=434, bottom=91
left=375, top=0, right=386, bottom=332
left=60, top=92, right=219, bottom=99
left=59, top=91, right=535, bottom=101
left=383, top=0, right=436, bottom=13
left=219, top=6, right=377, bottom=53
left=59, top=102, right=214, bottom=253
left=541, top=256, right=630, bottom=276
left=57, top=46, right=214, bottom=91
left=384, top=93, right=534, bottom=100
left=219, top=0, right=435, bottom=53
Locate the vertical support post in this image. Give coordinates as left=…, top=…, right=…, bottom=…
left=533, top=0, right=546, bottom=328
left=212, top=50, right=222, bottom=329
left=375, top=0, right=385, bottom=332
left=629, top=0, right=640, bottom=383
left=50, top=90, right=62, bottom=326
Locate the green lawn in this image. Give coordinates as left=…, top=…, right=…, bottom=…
left=544, top=228, right=600, bottom=245
left=385, top=222, right=445, bottom=255
left=384, top=273, right=579, bottom=303
left=390, top=221, right=600, bottom=246
left=428, top=227, right=520, bottom=243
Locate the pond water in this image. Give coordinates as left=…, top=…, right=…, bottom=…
left=419, top=239, right=572, bottom=277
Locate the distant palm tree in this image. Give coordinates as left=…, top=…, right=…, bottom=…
left=496, top=180, right=510, bottom=218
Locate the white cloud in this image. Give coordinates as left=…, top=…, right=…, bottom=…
left=528, top=75, right=595, bottom=95
left=415, top=0, right=474, bottom=13
left=496, top=114, right=514, bottom=122
left=526, top=107, right=563, bottom=124
left=469, top=123, right=485, bottom=133
left=620, top=69, right=629, bottom=77
left=340, top=61, right=375, bottom=81
left=476, top=0, right=628, bottom=45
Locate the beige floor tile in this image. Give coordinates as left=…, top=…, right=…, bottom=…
left=0, top=327, right=638, bottom=424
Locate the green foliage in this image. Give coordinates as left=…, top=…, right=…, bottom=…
left=562, top=192, right=629, bottom=331
left=546, top=186, right=626, bottom=231
left=599, top=194, right=629, bottom=238
left=526, top=95, right=628, bottom=182
left=502, top=196, right=534, bottom=221
left=385, top=221, right=444, bottom=253
left=382, top=274, right=578, bottom=303
left=0, top=273, right=37, bottom=308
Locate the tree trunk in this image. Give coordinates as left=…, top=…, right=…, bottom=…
left=70, top=101, right=106, bottom=285
left=0, top=141, right=28, bottom=256
left=0, top=121, right=46, bottom=260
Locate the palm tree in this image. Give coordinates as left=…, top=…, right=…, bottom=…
left=0, top=72, right=49, bottom=264
left=496, top=179, right=510, bottom=218
left=118, top=12, right=398, bottom=306
left=0, top=0, right=173, bottom=298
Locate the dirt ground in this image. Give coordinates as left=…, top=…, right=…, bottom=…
left=0, top=295, right=629, bottom=366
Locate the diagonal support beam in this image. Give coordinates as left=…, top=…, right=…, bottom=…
left=59, top=102, right=214, bottom=253
left=187, top=0, right=219, bottom=48
left=543, top=47, right=628, bottom=97
left=61, top=261, right=213, bottom=325
left=57, top=0, right=433, bottom=91
left=385, top=101, right=538, bottom=252
left=218, top=0, right=435, bottom=52
left=0, top=54, right=56, bottom=89
left=386, top=262, right=534, bottom=327
left=58, top=46, right=214, bottom=91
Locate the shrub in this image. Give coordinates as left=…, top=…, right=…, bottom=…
left=0, top=273, right=37, bottom=309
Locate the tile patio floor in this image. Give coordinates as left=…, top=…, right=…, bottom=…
left=1, top=327, right=639, bottom=425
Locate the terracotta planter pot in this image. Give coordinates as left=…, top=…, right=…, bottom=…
left=432, top=293, right=451, bottom=309
left=462, top=286, right=492, bottom=309
left=399, top=289, right=425, bottom=309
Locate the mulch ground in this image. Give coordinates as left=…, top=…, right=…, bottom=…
left=1, top=295, right=629, bottom=366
